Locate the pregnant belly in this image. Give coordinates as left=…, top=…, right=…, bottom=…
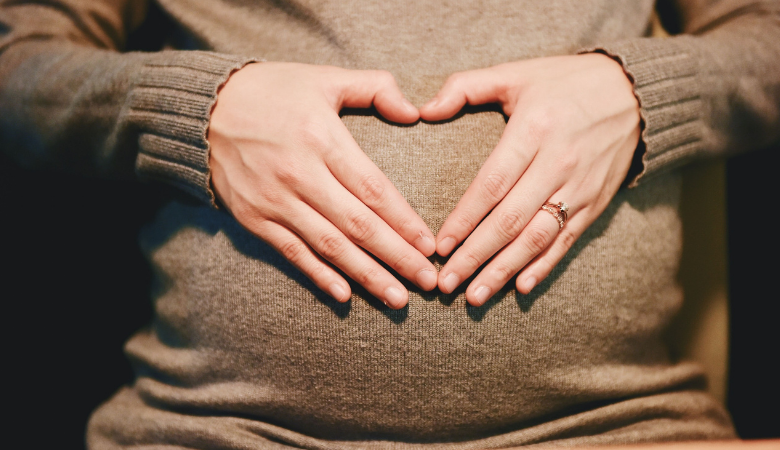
left=127, top=111, right=688, bottom=440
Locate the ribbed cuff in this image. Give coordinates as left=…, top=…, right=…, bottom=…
left=580, top=38, right=704, bottom=187
left=129, top=51, right=257, bottom=205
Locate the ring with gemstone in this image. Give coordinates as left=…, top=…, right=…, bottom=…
left=540, top=201, right=569, bottom=229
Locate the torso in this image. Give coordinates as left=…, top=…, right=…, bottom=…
left=89, top=1, right=735, bottom=446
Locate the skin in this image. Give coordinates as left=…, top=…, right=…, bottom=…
left=420, top=53, right=641, bottom=306
left=209, top=54, right=641, bottom=309
left=208, top=63, right=437, bottom=309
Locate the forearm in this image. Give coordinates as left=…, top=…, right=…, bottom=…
left=584, top=0, right=780, bottom=186
left=0, top=1, right=254, bottom=203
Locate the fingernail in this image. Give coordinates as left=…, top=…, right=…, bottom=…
left=416, top=268, right=437, bottom=290
left=438, top=236, right=457, bottom=256
left=415, top=233, right=435, bottom=255
left=521, top=276, right=537, bottom=293
left=403, top=98, right=417, bottom=113
left=425, top=98, right=440, bottom=109
left=329, top=283, right=348, bottom=302
left=441, top=272, right=460, bottom=293
left=473, top=285, right=492, bottom=305
left=384, top=286, right=407, bottom=308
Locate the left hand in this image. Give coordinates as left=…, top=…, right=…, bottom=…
left=419, top=54, right=641, bottom=306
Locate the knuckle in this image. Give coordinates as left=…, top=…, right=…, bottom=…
left=559, top=229, right=577, bottom=249
left=297, top=120, right=335, bottom=151
left=463, top=251, right=483, bottom=272
left=393, top=215, right=413, bottom=237
left=531, top=258, right=554, bottom=278
left=528, top=109, right=556, bottom=140
left=555, top=153, right=579, bottom=175
left=307, top=262, right=326, bottom=279
left=495, top=209, right=526, bottom=239
left=259, top=186, right=286, bottom=207
left=491, top=262, right=517, bottom=282
left=229, top=201, right=256, bottom=223
left=456, top=213, right=477, bottom=233
left=355, top=266, right=380, bottom=287
left=356, top=174, right=386, bottom=205
left=316, top=231, right=347, bottom=260
left=278, top=239, right=309, bottom=266
left=232, top=201, right=269, bottom=229
left=481, top=171, right=512, bottom=203
left=260, top=202, right=292, bottom=224
left=391, top=250, right=413, bottom=273
left=524, top=225, right=554, bottom=255
left=343, top=212, right=376, bottom=244
left=274, top=165, right=306, bottom=189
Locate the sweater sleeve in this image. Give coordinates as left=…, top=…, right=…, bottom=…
left=581, top=0, right=780, bottom=187
left=0, top=0, right=256, bottom=204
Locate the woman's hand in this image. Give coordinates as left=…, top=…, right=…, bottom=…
left=419, top=54, right=641, bottom=306
left=208, top=62, right=438, bottom=309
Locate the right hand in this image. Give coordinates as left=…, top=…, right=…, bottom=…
left=208, top=62, right=437, bottom=309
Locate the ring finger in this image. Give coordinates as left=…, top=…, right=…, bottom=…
left=465, top=199, right=572, bottom=306
left=437, top=159, right=563, bottom=294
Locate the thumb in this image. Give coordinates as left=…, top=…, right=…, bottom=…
left=419, top=68, right=508, bottom=121
left=336, top=70, right=419, bottom=124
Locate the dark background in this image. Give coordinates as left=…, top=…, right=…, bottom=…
left=724, top=145, right=780, bottom=438
left=1, top=145, right=778, bottom=447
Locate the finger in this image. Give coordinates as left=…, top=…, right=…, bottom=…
left=435, top=117, right=535, bottom=257
left=281, top=201, right=410, bottom=309
left=324, top=118, right=436, bottom=257
left=304, top=172, right=438, bottom=291
left=257, top=221, right=352, bottom=302
left=516, top=211, right=588, bottom=294
left=419, top=68, right=508, bottom=121
left=465, top=209, right=561, bottom=306
left=438, top=160, right=564, bottom=294
left=333, top=69, right=419, bottom=124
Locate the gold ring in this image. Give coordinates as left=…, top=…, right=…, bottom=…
left=540, top=202, right=569, bottom=229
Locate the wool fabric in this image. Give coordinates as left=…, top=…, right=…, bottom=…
left=2, top=0, right=779, bottom=448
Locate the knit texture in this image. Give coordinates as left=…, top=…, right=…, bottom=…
left=582, top=39, right=703, bottom=187
left=131, top=52, right=256, bottom=204
left=2, top=0, right=779, bottom=448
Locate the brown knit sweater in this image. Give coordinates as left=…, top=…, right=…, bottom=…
left=2, top=0, right=779, bottom=448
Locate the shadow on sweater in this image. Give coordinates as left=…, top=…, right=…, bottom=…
left=140, top=129, right=674, bottom=326
left=140, top=190, right=353, bottom=321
